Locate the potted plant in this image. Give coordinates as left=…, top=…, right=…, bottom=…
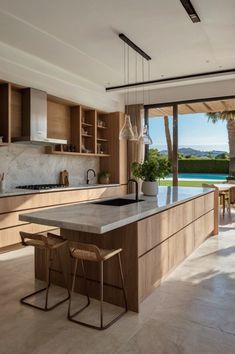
left=131, top=158, right=171, bottom=196
left=98, top=171, right=111, bottom=184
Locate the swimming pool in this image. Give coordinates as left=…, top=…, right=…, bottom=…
left=167, top=173, right=228, bottom=181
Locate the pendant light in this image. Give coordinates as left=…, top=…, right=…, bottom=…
left=119, top=43, right=135, bottom=141
left=132, top=51, right=139, bottom=141
left=138, top=59, right=153, bottom=145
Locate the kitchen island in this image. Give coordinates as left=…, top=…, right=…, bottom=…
left=20, top=186, right=218, bottom=312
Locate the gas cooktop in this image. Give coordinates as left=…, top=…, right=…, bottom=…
left=16, top=184, right=66, bottom=190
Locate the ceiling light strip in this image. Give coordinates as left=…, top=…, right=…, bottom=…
left=106, top=68, right=235, bottom=92
left=119, top=33, right=151, bottom=61
left=180, top=0, right=201, bottom=23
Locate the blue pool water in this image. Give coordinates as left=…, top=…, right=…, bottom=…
left=168, top=173, right=228, bottom=181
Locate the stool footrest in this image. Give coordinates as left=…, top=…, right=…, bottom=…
left=20, top=287, right=70, bottom=311
left=68, top=301, right=127, bottom=330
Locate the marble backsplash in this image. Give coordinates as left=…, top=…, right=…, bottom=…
left=0, top=144, right=99, bottom=189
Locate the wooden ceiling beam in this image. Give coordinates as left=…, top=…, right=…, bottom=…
left=203, top=102, right=213, bottom=112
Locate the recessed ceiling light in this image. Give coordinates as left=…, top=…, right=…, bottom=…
left=180, top=0, right=201, bottom=23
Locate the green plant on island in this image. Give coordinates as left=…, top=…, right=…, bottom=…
left=131, top=156, right=171, bottom=182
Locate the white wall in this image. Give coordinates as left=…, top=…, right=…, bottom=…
left=0, top=144, right=99, bottom=189
left=0, top=41, right=124, bottom=112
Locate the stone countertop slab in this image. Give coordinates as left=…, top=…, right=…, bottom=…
left=19, top=186, right=214, bottom=234
left=0, top=184, right=120, bottom=198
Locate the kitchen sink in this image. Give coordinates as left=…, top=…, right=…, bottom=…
left=93, top=198, right=144, bottom=207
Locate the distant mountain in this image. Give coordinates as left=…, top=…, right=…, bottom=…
left=159, top=147, right=227, bottom=157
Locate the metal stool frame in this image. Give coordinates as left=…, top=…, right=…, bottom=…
left=68, top=243, right=128, bottom=330
left=20, top=232, right=70, bottom=311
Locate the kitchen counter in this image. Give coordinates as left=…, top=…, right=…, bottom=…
left=0, top=183, right=119, bottom=198
left=21, top=186, right=217, bottom=312
left=20, top=186, right=213, bottom=234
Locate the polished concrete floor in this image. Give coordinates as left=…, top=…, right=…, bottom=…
left=1, top=211, right=235, bottom=354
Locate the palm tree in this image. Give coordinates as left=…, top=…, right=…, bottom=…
left=207, top=111, right=235, bottom=175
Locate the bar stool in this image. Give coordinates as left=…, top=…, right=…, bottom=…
left=20, top=231, right=70, bottom=311
left=68, top=241, right=128, bottom=330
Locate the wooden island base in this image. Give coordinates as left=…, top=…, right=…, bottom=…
left=35, top=191, right=216, bottom=312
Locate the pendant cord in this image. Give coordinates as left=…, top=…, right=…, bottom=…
left=148, top=61, right=150, bottom=105
left=127, top=45, right=130, bottom=115
left=124, top=42, right=126, bottom=111
left=142, top=57, right=145, bottom=105
left=135, top=51, right=138, bottom=127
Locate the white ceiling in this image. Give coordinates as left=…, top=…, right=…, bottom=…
left=0, top=0, right=234, bottom=88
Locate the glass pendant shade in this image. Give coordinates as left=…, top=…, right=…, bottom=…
left=139, top=125, right=153, bottom=145
left=119, top=115, right=135, bottom=140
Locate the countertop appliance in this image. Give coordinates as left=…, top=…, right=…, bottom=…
left=16, top=184, right=66, bottom=190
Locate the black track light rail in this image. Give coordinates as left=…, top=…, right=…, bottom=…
left=119, top=33, right=151, bottom=61
left=180, top=0, right=200, bottom=23
left=106, top=68, right=235, bottom=92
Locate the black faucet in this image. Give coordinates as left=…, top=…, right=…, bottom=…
left=128, top=178, right=139, bottom=201
left=86, top=169, right=96, bottom=184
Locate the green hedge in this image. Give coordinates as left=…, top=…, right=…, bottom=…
left=178, top=159, right=229, bottom=173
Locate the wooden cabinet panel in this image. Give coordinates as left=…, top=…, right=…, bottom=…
left=138, top=198, right=197, bottom=256
left=0, top=223, right=57, bottom=248
left=204, top=192, right=214, bottom=213
left=195, top=210, right=214, bottom=247
left=138, top=210, right=169, bottom=256
left=0, top=185, right=126, bottom=214
left=0, top=83, right=11, bottom=143
left=47, top=100, right=71, bottom=141
left=138, top=240, right=169, bottom=302
left=184, top=223, right=195, bottom=257
left=194, top=195, right=205, bottom=219
left=100, top=112, right=127, bottom=184
left=168, top=223, right=195, bottom=270
left=168, top=229, right=185, bottom=270
left=0, top=185, right=127, bottom=248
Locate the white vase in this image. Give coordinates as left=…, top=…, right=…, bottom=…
left=142, top=181, right=158, bottom=196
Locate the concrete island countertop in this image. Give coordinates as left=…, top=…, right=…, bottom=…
left=0, top=184, right=120, bottom=198
left=19, top=186, right=214, bottom=234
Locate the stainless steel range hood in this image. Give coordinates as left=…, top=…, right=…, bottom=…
left=12, top=88, right=67, bottom=145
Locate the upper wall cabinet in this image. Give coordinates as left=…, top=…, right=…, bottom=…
left=0, top=80, right=127, bottom=183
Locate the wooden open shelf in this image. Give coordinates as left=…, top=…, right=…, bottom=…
left=45, top=146, right=109, bottom=157
left=82, top=122, right=93, bottom=127
left=97, top=138, right=108, bottom=142
left=82, top=134, right=93, bottom=138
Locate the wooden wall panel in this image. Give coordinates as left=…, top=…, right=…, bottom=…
left=47, top=100, right=71, bottom=141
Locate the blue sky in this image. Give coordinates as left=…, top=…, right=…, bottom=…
left=149, top=113, right=229, bottom=152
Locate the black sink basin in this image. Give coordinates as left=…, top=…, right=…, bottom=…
left=93, top=198, right=144, bottom=207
